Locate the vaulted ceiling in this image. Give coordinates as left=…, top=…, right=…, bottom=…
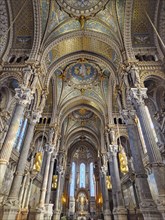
left=1, top=0, right=165, bottom=156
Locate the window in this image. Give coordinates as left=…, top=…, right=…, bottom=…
left=70, top=162, right=76, bottom=197
left=80, top=163, right=85, bottom=188
left=90, top=162, right=95, bottom=197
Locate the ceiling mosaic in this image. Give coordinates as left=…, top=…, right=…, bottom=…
left=45, top=36, right=119, bottom=68
left=131, top=0, right=156, bottom=47
left=72, top=109, right=94, bottom=120
left=56, top=0, right=109, bottom=17
left=53, top=59, right=109, bottom=112
left=11, top=0, right=34, bottom=49
left=62, top=110, right=100, bottom=139
left=64, top=61, right=100, bottom=89
left=0, top=0, right=8, bottom=57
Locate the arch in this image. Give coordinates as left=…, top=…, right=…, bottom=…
left=45, top=52, right=117, bottom=90
left=58, top=97, right=105, bottom=128
left=42, top=30, right=123, bottom=64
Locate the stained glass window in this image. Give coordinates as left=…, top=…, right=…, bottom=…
left=90, top=162, right=95, bottom=196
left=70, top=162, right=76, bottom=197
left=80, top=163, right=85, bottom=188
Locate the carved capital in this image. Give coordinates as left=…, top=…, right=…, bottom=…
left=29, top=110, right=41, bottom=125
left=101, top=165, right=107, bottom=175
left=15, top=87, right=33, bottom=106
left=121, top=109, right=137, bottom=125
left=108, top=144, right=118, bottom=155
left=44, top=144, right=53, bottom=154
left=129, top=88, right=148, bottom=107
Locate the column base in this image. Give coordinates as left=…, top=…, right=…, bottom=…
left=103, top=209, right=112, bottom=220
left=127, top=208, right=143, bottom=220
left=0, top=162, right=7, bottom=189
left=35, top=208, right=46, bottom=220
left=53, top=209, right=61, bottom=220
left=16, top=209, right=28, bottom=220
left=113, top=206, right=127, bottom=220
left=157, top=194, right=165, bottom=220
left=140, top=199, right=162, bottom=220
left=1, top=205, right=18, bottom=220
left=44, top=204, right=54, bottom=220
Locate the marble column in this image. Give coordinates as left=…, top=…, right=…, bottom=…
left=100, top=166, right=112, bottom=220
left=44, top=155, right=55, bottom=220
left=107, top=145, right=127, bottom=220
left=53, top=165, right=64, bottom=220
left=35, top=145, right=53, bottom=220
left=0, top=87, right=33, bottom=188
left=129, top=88, right=165, bottom=217
left=45, top=155, right=55, bottom=204
left=122, top=109, right=162, bottom=220
left=1, top=110, right=40, bottom=220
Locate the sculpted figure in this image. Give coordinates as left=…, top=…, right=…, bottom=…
left=129, top=64, right=141, bottom=87
left=23, top=65, right=33, bottom=88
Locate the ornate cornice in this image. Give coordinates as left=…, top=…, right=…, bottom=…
left=29, top=0, right=42, bottom=61
left=123, top=0, right=135, bottom=61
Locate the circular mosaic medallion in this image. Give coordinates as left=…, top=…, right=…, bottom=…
left=65, top=62, right=99, bottom=89
left=72, top=109, right=94, bottom=120
left=57, top=0, right=109, bottom=16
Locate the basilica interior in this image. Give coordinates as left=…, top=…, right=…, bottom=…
left=0, top=0, right=165, bottom=220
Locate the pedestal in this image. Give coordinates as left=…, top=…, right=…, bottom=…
left=103, top=209, right=112, bottom=220
left=113, top=206, right=127, bottom=220
left=2, top=205, right=18, bottom=220
left=140, top=199, right=162, bottom=220
left=44, top=204, right=54, bottom=220
left=35, top=208, right=45, bottom=220
left=53, top=209, right=61, bottom=220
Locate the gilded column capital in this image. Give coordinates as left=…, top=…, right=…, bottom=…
left=15, top=87, right=33, bottom=106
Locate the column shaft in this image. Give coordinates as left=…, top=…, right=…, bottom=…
left=0, top=103, right=25, bottom=187
left=130, top=88, right=165, bottom=199
left=45, top=156, right=55, bottom=204
left=108, top=145, right=127, bottom=220
left=122, top=109, right=163, bottom=219
left=7, top=122, right=35, bottom=202
left=38, top=151, right=52, bottom=208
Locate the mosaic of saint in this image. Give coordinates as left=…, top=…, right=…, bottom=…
left=65, top=62, right=99, bottom=89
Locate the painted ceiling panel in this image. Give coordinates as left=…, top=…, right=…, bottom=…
left=45, top=37, right=119, bottom=68
left=131, top=0, right=156, bottom=47
left=11, top=0, right=34, bottom=49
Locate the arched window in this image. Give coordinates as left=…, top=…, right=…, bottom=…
left=70, top=162, right=76, bottom=197
left=80, top=163, right=85, bottom=188
left=90, top=162, right=95, bottom=197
